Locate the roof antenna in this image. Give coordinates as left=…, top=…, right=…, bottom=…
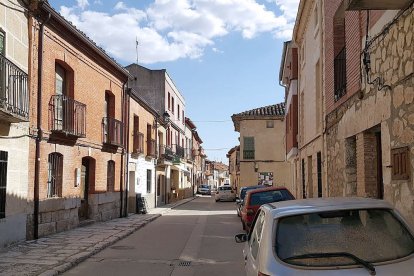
left=136, top=37, right=139, bottom=65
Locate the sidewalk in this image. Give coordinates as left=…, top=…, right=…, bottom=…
left=0, top=197, right=196, bottom=276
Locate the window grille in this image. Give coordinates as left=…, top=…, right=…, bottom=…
left=47, top=153, right=63, bottom=198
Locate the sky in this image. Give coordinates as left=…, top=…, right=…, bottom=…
left=49, top=0, right=300, bottom=162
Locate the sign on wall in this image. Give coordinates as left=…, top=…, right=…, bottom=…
left=258, top=172, right=273, bottom=186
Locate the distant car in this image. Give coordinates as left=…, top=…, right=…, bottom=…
left=236, top=185, right=267, bottom=217
left=235, top=197, right=414, bottom=276
left=215, top=186, right=236, bottom=202
left=197, top=184, right=211, bottom=195
left=240, top=187, right=294, bottom=232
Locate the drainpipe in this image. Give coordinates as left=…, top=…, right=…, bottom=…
left=120, top=81, right=128, bottom=218
left=124, top=87, right=131, bottom=217
left=34, top=10, right=51, bottom=240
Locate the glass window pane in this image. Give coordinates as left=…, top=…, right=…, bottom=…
left=0, top=31, right=4, bottom=55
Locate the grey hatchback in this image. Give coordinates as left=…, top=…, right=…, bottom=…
left=236, top=197, right=414, bottom=276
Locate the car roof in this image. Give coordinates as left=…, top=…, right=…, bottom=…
left=241, top=185, right=267, bottom=191
left=262, top=197, right=393, bottom=218
left=246, top=186, right=289, bottom=195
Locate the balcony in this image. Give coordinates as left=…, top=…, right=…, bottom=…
left=133, top=132, right=144, bottom=154
left=334, top=47, right=347, bottom=101
left=102, top=117, right=124, bottom=147
left=0, top=53, right=29, bottom=122
left=346, top=0, right=412, bottom=10
left=175, top=145, right=185, bottom=159
left=159, top=145, right=174, bottom=161
left=147, top=139, right=157, bottom=158
left=49, top=95, right=86, bottom=137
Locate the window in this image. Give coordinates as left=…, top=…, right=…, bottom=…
left=182, top=110, right=185, bottom=123
left=333, top=8, right=346, bottom=101
left=391, top=147, right=410, bottom=180
left=147, top=169, right=152, bottom=193
left=47, top=153, right=63, bottom=198
left=0, top=30, right=5, bottom=55
left=249, top=211, right=266, bottom=259
left=0, top=151, right=8, bottom=219
left=172, top=97, right=175, bottom=113
left=107, top=160, right=115, bottom=192
left=178, top=104, right=180, bottom=120
left=157, top=175, right=161, bottom=196
left=243, top=137, right=255, bottom=159
left=266, top=121, right=274, bottom=128
left=168, top=92, right=171, bottom=110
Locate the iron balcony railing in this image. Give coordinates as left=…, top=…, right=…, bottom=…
left=147, top=139, right=157, bottom=157
left=0, top=53, right=29, bottom=121
left=334, top=47, right=347, bottom=101
left=49, top=95, right=86, bottom=137
left=133, top=132, right=144, bottom=154
left=102, top=117, right=124, bottom=147
left=159, top=145, right=174, bottom=161
left=175, top=145, right=185, bottom=159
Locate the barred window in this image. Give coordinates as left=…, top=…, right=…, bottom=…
left=0, top=30, right=5, bottom=55
left=147, top=169, right=152, bottom=193
left=243, top=137, right=255, bottom=159
left=47, top=153, right=63, bottom=198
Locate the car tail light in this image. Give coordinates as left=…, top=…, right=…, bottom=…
left=258, top=272, right=270, bottom=276
left=247, top=208, right=254, bottom=216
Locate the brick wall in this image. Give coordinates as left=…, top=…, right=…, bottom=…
left=325, top=1, right=362, bottom=114
left=356, top=132, right=378, bottom=197
left=27, top=13, right=128, bottom=237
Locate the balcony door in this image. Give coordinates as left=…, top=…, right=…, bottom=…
left=55, top=64, right=69, bottom=131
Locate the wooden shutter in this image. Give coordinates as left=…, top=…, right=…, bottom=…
left=391, top=147, right=410, bottom=180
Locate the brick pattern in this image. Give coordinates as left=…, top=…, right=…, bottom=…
left=27, top=15, right=127, bottom=237
left=356, top=132, right=378, bottom=198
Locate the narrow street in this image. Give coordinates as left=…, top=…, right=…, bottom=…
left=63, top=196, right=246, bottom=276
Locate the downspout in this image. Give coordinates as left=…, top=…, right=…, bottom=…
left=34, top=10, right=51, bottom=240
left=154, top=115, right=158, bottom=208
left=119, top=81, right=127, bottom=218
left=125, top=87, right=131, bottom=216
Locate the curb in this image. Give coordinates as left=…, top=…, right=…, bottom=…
left=38, top=214, right=161, bottom=276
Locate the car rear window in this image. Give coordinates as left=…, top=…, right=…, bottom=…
left=275, top=209, right=414, bottom=267
left=200, top=185, right=209, bottom=189
left=249, top=190, right=292, bottom=206
left=219, top=186, right=232, bottom=191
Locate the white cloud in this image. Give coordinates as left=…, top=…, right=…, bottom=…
left=57, top=0, right=299, bottom=64
left=77, top=0, right=89, bottom=10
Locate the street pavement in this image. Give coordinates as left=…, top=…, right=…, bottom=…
left=63, top=195, right=246, bottom=276
left=0, top=197, right=195, bottom=276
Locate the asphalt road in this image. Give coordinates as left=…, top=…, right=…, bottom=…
left=63, top=196, right=247, bottom=276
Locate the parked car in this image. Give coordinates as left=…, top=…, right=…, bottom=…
left=240, top=187, right=294, bottom=231
left=235, top=197, right=414, bottom=276
left=215, top=185, right=236, bottom=202
left=197, top=184, right=211, bottom=195
left=236, top=185, right=267, bottom=217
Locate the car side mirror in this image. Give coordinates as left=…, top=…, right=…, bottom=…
left=235, top=233, right=247, bottom=243
left=236, top=199, right=241, bottom=204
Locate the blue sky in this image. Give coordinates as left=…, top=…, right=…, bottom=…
left=49, top=0, right=299, bottom=162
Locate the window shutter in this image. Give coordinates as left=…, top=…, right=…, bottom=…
left=391, top=147, right=410, bottom=180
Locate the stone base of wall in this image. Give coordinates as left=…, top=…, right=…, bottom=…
left=0, top=213, right=27, bottom=248
left=88, top=192, right=120, bottom=222
left=36, top=197, right=81, bottom=237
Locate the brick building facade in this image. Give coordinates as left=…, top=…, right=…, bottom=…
left=27, top=2, right=130, bottom=238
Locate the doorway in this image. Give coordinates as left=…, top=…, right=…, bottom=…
left=79, top=157, right=95, bottom=220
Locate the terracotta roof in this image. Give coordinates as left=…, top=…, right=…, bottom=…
left=233, top=103, right=285, bottom=117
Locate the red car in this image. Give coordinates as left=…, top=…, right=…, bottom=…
left=240, top=187, right=294, bottom=232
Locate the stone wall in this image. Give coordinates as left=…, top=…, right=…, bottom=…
left=325, top=5, right=414, bottom=226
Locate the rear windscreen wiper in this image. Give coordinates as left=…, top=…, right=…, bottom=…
left=283, top=252, right=376, bottom=275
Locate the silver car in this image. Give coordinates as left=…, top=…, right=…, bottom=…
left=235, top=197, right=414, bottom=276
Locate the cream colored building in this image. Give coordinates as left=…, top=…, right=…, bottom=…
left=231, top=104, right=292, bottom=192
left=293, top=0, right=326, bottom=199
left=0, top=0, right=30, bottom=247
left=227, top=146, right=240, bottom=192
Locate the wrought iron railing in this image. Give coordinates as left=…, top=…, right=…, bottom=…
left=147, top=139, right=157, bottom=157
left=102, top=117, right=124, bottom=147
left=159, top=145, right=174, bottom=161
left=0, top=53, right=29, bottom=121
left=133, top=132, right=144, bottom=154
left=49, top=95, right=86, bottom=137
left=175, top=145, right=185, bottom=159
left=334, top=47, right=347, bottom=101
